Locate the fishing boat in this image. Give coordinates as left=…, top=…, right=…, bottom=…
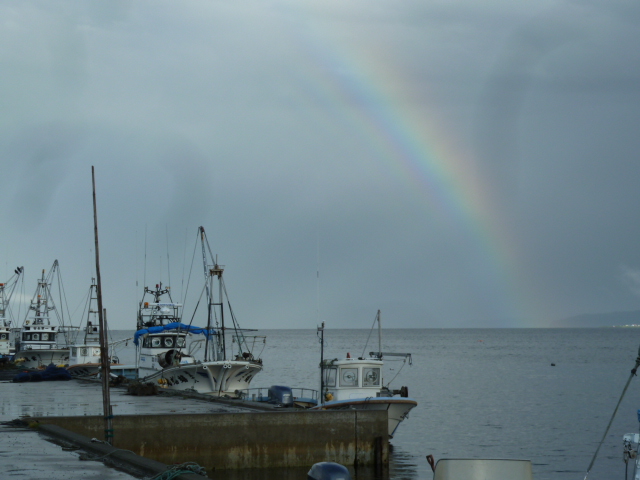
left=67, top=280, right=131, bottom=378
left=134, top=226, right=264, bottom=396
left=312, top=313, right=417, bottom=438
left=14, top=261, right=72, bottom=369
left=0, top=266, right=23, bottom=359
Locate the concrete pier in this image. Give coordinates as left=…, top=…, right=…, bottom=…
left=30, top=409, right=389, bottom=471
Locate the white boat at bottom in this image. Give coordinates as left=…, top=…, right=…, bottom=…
left=312, top=315, right=417, bottom=438
left=312, top=354, right=417, bottom=438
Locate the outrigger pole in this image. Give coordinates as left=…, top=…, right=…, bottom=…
left=92, top=166, right=113, bottom=445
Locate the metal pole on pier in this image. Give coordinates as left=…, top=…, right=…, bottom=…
left=318, top=321, right=324, bottom=405
left=92, top=166, right=113, bottom=445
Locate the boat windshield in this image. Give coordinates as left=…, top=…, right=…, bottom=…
left=324, top=367, right=337, bottom=387
left=23, top=332, right=55, bottom=342
left=363, top=367, right=381, bottom=386
left=340, top=368, right=358, bottom=387
left=143, top=335, right=187, bottom=348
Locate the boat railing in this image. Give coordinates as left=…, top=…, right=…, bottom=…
left=235, top=387, right=319, bottom=404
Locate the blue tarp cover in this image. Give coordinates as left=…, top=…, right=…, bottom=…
left=133, top=322, right=216, bottom=345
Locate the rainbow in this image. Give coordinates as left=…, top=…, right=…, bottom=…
left=288, top=17, right=533, bottom=326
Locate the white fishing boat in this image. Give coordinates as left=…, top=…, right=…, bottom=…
left=134, top=226, right=264, bottom=396
left=14, top=261, right=72, bottom=369
left=312, top=313, right=417, bottom=438
left=67, top=280, right=131, bottom=378
left=0, top=266, right=23, bottom=359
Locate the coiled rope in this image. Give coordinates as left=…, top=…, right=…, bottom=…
left=86, top=440, right=206, bottom=479
left=146, top=462, right=207, bottom=479
left=583, top=343, right=640, bottom=480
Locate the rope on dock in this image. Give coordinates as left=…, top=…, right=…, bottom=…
left=146, top=462, right=207, bottom=479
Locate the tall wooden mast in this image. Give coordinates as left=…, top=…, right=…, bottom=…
left=92, top=166, right=112, bottom=445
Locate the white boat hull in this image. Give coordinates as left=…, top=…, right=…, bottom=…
left=315, top=397, right=417, bottom=438
left=67, top=363, right=133, bottom=378
left=139, top=360, right=262, bottom=396
left=14, top=348, right=69, bottom=369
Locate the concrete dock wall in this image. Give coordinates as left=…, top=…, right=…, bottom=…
left=32, top=410, right=388, bottom=470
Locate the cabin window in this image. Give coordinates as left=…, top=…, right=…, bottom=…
left=164, top=337, right=174, bottom=347
left=176, top=337, right=186, bottom=347
left=340, top=368, right=358, bottom=387
left=93, top=348, right=101, bottom=356
left=0, top=333, right=7, bottom=340
left=324, top=367, right=337, bottom=387
left=81, top=348, right=89, bottom=356
left=152, top=338, right=162, bottom=347
left=32, top=333, right=40, bottom=341
left=42, top=333, right=49, bottom=341
left=71, top=347, right=77, bottom=356
left=363, top=367, right=381, bottom=386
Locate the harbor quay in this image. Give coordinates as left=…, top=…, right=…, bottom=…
left=33, top=409, right=389, bottom=470
left=1, top=379, right=389, bottom=478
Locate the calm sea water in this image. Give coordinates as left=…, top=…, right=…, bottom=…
left=108, top=328, right=640, bottom=480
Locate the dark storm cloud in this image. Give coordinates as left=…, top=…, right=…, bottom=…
left=1, top=0, right=640, bottom=329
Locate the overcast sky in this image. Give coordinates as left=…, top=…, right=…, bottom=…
left=1, top=0, right=639, bottom=329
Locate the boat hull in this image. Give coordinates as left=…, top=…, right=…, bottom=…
left=14, top=348, right=69, bottom=369
left=314, top=397, right=417, bottom=438
left=139, top=360, right=262, bottom=396
left=67, top=363, right=134, bottom=379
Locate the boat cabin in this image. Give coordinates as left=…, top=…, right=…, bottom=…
left=0, top=326, right=10, bottom=355
left=16, top=324, right=58, bottom=351
left=321, top=357, right=384, bottom=402
left=69, top=345, right=101, bottom=365
left=138, top=301, right=182, bottom=328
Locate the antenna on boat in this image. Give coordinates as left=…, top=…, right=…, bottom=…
left=91, top=166, right=113, bottom=446
left=318, top=321, right=325, bottom=405
left=316, top=234, right=320, bottom=326
left=377, top=310, right=381, bottom=356
left=166, top=224, right=171, bottom=290
left=143, top=224, right=148, bottom=293
left=362, top=310, right=382, bottom=359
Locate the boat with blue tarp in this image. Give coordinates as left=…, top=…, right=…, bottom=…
left=134, top=226, right=265, bottom=397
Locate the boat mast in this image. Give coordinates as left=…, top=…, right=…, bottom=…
left=318, top=321, right=325, bottom=405
left=199, top=227, right=212, bottom=361
left=83, top=280, right=98, bottom=344
left=377, top=310, right=381, bottom=356
left=0, top=267, right=23, bottom=327
left=92, top=166, right=112, bottom=445
left=217, top=257, right=226, bottom=361
left=199, top=226, right=225, bottom=361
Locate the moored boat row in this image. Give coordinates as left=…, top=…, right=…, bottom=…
left=3, top=227, right=418, bottom=443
